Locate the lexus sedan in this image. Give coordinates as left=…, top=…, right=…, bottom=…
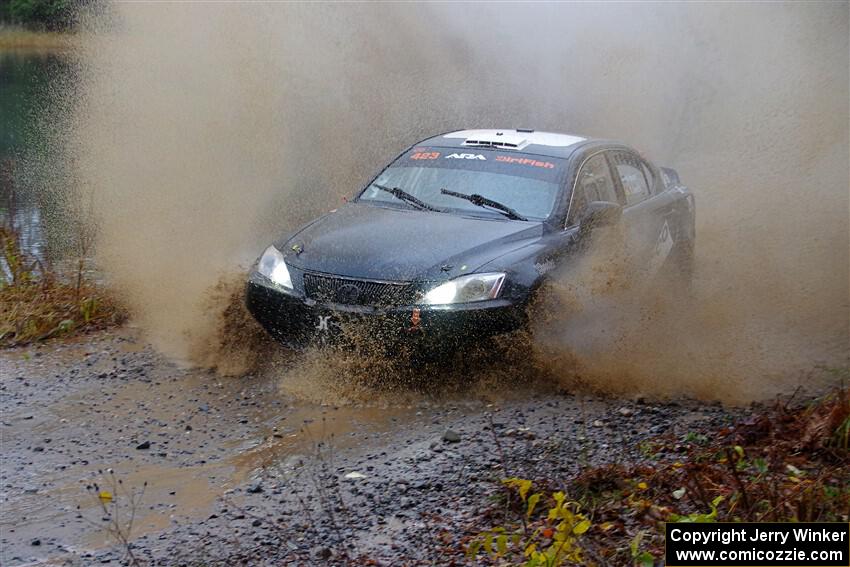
left=246, top=129, right=695, bottom=352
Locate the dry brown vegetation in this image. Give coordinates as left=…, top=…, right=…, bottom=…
left=0, top=228, right=125, bottom=346
left=1, top=209, right=125, bottom=348
left=463, top=385, right=850, bottom=566
left=0, top=25, right=75, bottom=50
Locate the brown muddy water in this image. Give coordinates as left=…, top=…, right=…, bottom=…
left=62, top=2, right=849, bottom=401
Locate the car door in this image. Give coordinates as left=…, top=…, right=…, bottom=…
left=534, top=149, right=622, bottom=273
left=608, top=148, right=678, bottom=273
left=565, top=149, right=622, bottom=227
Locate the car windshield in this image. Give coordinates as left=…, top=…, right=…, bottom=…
left=358, top=147, right=568, bottom=221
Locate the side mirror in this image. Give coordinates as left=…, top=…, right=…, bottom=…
left=578, top=201, right=622, bottom=234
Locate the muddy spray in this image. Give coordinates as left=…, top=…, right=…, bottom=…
left=56, top=3, right=847, bottom=400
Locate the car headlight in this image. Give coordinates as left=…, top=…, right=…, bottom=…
left=423, top=272, right=505, bottom=305
left=257, top=245, right=293, bottom=289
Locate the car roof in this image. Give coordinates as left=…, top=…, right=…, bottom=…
left=417, top=129, right=594, bottom=159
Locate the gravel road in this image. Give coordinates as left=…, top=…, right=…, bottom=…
left=1, top=329, right=746, bottom=566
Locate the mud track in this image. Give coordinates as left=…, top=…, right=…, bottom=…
left=1, top=330, right=745, bottom=565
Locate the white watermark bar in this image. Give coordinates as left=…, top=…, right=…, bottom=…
left=666, top=523, right=850, bottom=567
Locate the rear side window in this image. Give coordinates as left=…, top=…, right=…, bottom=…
left=611, top=151, right=650, bottom=206
left=568, top=152, right=618, bottom=225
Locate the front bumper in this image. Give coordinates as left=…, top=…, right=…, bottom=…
left=245, top=271, right=527, bottom=351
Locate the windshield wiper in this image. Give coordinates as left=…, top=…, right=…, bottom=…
left=372, top=183, right=442, bottom=212
left=440, top=188, right=528, bottom=221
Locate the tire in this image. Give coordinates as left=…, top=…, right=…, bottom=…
left=669, top=235, right=695, bottom=290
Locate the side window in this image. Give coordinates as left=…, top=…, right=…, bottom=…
left=568, top=152, right=618, bottom=226
left=612, top=151, right=650, bottom=206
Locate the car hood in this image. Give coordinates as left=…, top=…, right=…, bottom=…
left=278, top=202, right=543, bottom=281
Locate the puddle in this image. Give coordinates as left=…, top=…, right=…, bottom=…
left=0, top=330, right=433, bottom=564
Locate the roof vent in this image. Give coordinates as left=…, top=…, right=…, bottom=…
left=462, top=132, right=529, bottom=150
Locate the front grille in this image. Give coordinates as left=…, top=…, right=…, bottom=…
left=302, top=272, right=421, bottom=307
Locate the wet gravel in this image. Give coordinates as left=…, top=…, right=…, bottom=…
left=1, top=331, right=282, bottom=563
left=130, top=400, right=743, bottom=566
left=0, top=330, right=747, bottom=566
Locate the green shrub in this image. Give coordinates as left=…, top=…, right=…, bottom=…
left=7, top=0, right=74, bottom=31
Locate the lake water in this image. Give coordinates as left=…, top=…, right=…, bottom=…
left=1, top=49, right=72, bottom=279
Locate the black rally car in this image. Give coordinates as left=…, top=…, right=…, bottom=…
left=246, top=129, right=695, bottom=351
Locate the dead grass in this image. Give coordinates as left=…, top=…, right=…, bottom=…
left=0, top=276, right=125, bottom=346
left=570, top=387, right=850, bottom=563
left=460, top=385, right=850, bottom=565
left=1, top=225, right=126, bottom=347
left=0, top=25, right=75, bottom=51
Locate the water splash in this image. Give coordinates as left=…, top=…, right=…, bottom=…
left=51, top=3, right=847, bottom=401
